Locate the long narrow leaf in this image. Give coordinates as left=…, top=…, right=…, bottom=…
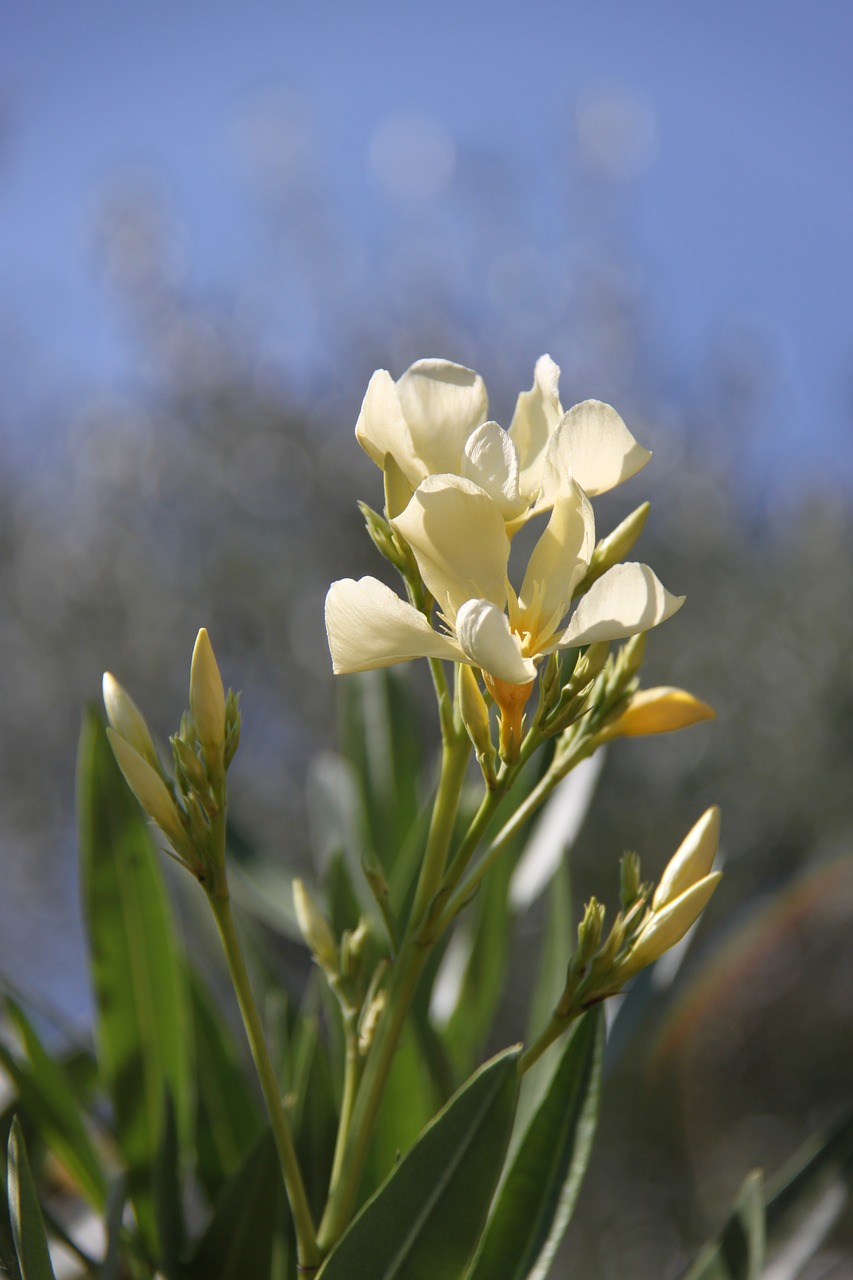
left=186, top=1128, right=290, bottom=1280
left=6, top=1118, right=56, bottom=1280
left=319, top=1047, right=521, bottom=1280
left=0, top=999, right=107, bottom=1211
left=189, top=969, right=262, bottom=1204
left=466, top=1009, right=604, bottom=1280
left=682, top=1169, right=766, bottom=1280
left=76, top=708, right=192, bottom=1249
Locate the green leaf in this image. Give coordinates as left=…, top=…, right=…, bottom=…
left=318, top=1046, right=521, bottom=1280
left=98, top=1176, right=130, bottom=1280
left=0, top=999, right=107, bottom=1211
left=442, top=853, right=515, bottom=1077
left=153, top=1092, right=185, bottom=1280
left=76, top=708, right=192, bottom=1250
left=339, top=669, right=424, bottom=874
left=764, top=1106, right=853, bottom=1264
left=186, top=1128, right=290, bottom=1280
left=359, top=1020, right=438, bottom=1201
left=6, top=1118, right=56, bottom=1280
left=189, top=969, right=262, bottom=1204
left=466, top=1009, right=604, bottom=1280
left=0, top=1110, right=23, bottom=1280
left=682, top=1170, right=766, bottom=1280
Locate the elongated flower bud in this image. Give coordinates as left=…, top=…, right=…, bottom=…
left=107, top=728, right=188, bottom=853
left=622, top=872, right=721, bottom=974
left=190, top=629, right=226, bottom=756
left=653, top=806, right=721, bottom=910
left=575, top=502, right=650, bottom=597
left=293, top=880, right=339, bottom=975
left=102, top=673, right=159, bottom=768
left=598, top=687, right=715, bottom=740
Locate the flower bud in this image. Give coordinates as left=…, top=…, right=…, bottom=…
left=293, top=880, right=339, bottom=976
left=459, top=664, right=496, bottom=780
left=107, top=728, right=188, bottom=853
left=653, top=806, right=721, bottom=911
left=102, top=673, right=159, bottom=769
left=190, top=629, right=226, bottom=757
left=597, top=687, right=715, bottom=741
left=575, top=502, right=650, bottom=598
left=621, top=872, right=721, bottom=975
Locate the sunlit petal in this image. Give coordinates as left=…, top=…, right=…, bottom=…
left=325, top=577, right=463, bottom=673
left=508, top=354, right=564, bottom=498
left=461, top=422, right=527, bottom=519
left=393, top=476, right=510, bottom=619
left=558, top=562, right=684, bottom=648
left=456, top=599, right=538, bottom=685
left=396, top=359, right=488, bottom=476
left=544, top=400, right=652, bottom=500
left=653, top=807, right=721, bottom=911
left=517, top=480, right=595, bottom=642
left=354, top=369, right=421, bottom=486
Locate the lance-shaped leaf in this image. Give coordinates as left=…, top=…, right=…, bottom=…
left=319, top=1047, right=521, bottom=1280
left=6, top=1118, right=56, bottom=1280
left=186, top=1127, right=291, bottom=1280
left=77, top=708, right=192, bottom=1251
left=466, top=1009, right=604, bottom=1280
left=682, top=1169, right=766, bottom=1280
left=0, top=999, right=107, bottom=1212
left=189, top=970, right=262, bottom=1205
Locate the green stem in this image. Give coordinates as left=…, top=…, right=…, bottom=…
left=317, top=727, right=471, bottom=1252
left=328, top=1015, right=362, bottom=1194
left=210, top=891, right=320, bottom=1271
left=520, top=1012, right=570, bottom=1074
left=435, top=737, right=594, bottom=934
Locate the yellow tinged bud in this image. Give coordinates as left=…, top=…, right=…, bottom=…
left=459, top=664, right=493, bottom=757
left=598, top=687, right=715, bottom=740
left=293, top=880, right=339, bottom=975
left=190, top=629, right=226, bottom=755
left=653, top=806, right=721, bottom=911
left=575, top=502, right=650, bottom=598
left=622, top=872, right=721, bottom=974
left=106, top=728, right=187, bottom=851
left=102, top=673, right=159, bottom=767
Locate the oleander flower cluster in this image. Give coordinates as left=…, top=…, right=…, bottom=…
left=325, top=355, right=682, bottom=698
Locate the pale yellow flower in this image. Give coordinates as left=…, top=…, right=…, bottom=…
left=325, top=474, right=682, bottom=688
left=355, top=355, right=651, bottom=524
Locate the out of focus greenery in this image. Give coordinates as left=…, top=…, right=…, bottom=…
left=1, top=145, right=853, bottom=1277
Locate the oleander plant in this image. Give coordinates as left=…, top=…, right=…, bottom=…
left=2, top=356, right=851, bottom=1279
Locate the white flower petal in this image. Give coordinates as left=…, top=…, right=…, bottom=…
left=393, top=476, right=510, bottom=620
left=508, top=354, right=564, bottom=498
left=558, top=562, right=684, bottom=649
left=456, top=599, right=537, bottom=685
left=461, top=422, right=527, bottom=519
left=325, top=577, right=463, bottom=674
left=545, top=400, right=651, bottom=500
left=396, top=358, right=488, bottom=476
left=517, top=480, right=595, bottom=642
left=354, top=370, right=421, bottom=486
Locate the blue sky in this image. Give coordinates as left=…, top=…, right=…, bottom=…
left=3, top=0, right=852, bottom=489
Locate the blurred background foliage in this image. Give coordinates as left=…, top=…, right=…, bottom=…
left=2, top=11, right=853, bottom=1274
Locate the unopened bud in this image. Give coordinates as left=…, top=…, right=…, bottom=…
left=577, top=897, right=606, bottom=965
left=459, top=664, right=496, bottom=781
left=342, top=919, right=371, bottom=979
left=597, top=687, right=715, bottom=742
left=358, top=990, right=387, bottom=1054
left=190, top=629, right=226, bottom=757
left=107, top=729, right=188, bottom=854
left=293, top=880, right=339, bottom=976
left=171, top=735, right=207, bottom=794
left=102, top=674, right=159, bottom=769
left=653, top=807, right=721, bottom=911
left=358, top=501, right=407, bottom=571
left=620, top=852, right=642, bottom=911
left=575, top=502, right=650, bottom=598
left=619, top=632, right=647, bottom=682
left=224, top=690, right=241, bottom=768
